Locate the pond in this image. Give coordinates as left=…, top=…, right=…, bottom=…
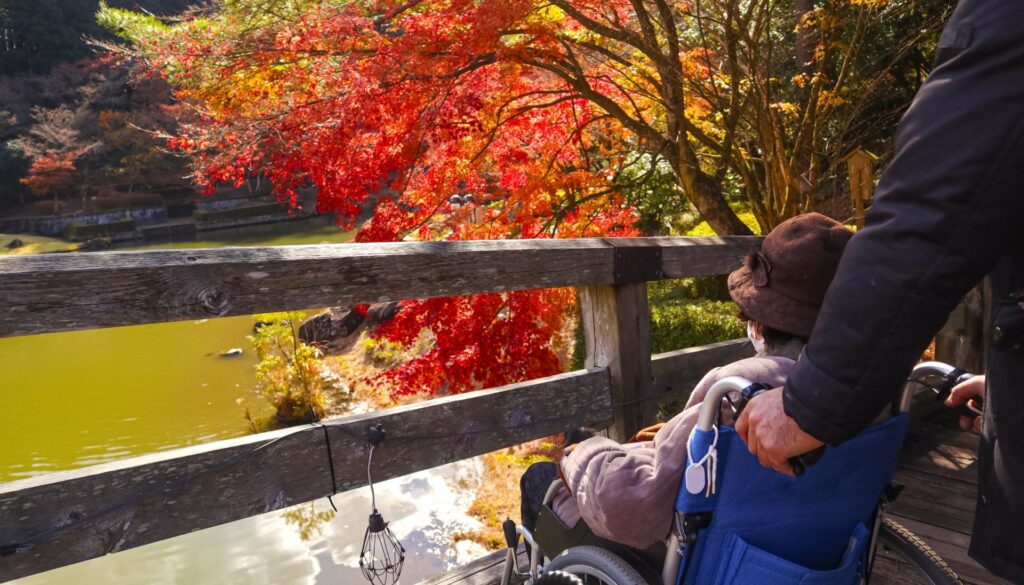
left=2, top=217, right=488, bottom=584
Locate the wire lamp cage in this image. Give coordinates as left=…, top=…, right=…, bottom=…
left=359, top=424, right=405, bottom=585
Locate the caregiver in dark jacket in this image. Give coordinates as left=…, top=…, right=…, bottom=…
left=736, top=0, right=1024, bottom=580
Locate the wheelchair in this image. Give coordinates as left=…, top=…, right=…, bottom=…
left=499, top=362, right=971, bottom=585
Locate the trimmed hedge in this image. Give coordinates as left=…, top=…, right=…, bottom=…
left=193, top=202, right=287, bottom=222
left=650, top=297, right=743, bottom=353
left=65, top=219, right=136, bottom=241
left=648, top=277, right=743, bottom=352
left=570, top=278, right=744, bottom=369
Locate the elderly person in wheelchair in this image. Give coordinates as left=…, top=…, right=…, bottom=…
left=502, top=214, right=959, bottom=585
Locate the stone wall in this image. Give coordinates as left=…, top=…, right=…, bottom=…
left=0, top=207, right=168, bottom=237
left=193, top=196, right=269, bottom=212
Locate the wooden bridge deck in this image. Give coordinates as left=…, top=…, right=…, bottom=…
left=420, top=404, right=1012, bottom=585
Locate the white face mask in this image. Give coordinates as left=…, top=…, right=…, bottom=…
left=747, top=321, right=766, bottom=355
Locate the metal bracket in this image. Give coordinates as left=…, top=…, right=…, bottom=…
left=612, top=245, right=663, bottom=283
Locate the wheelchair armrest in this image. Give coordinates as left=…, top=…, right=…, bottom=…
left=543, top=479, right=566, bottom=507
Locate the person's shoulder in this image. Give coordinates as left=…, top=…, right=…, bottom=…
left=710, top=355, right=796, bottom=386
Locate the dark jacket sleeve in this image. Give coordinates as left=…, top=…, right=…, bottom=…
left=784, top=0, right=1024, bottom=445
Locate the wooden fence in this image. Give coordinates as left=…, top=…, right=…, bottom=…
left=0, top=236, right=758, bottom=582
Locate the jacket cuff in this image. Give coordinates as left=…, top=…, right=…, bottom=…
left=783, top=352, right=864, bottom=446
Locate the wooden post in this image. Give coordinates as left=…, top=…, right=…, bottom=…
left=935, top=281, right=991, bottom=373
left=578, top=283, right=654, bottom=442
left=842, top=148, right=879, bottom=229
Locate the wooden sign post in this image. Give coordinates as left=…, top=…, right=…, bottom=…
left=842, top=148, right=879, bottom=228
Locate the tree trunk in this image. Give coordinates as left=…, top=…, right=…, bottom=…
left=795, top=0, right=814, bottom=73
left=674, top=150, right=753, bottom=236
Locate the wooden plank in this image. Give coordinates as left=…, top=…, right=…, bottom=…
left=884, top=411, right=1010, bottom=585
left=650, top=339, right=754, bottom=405
left=0, top=369, right=612, bottom=582
left=899, top=422, right=981, bottom=484
left=890, top=467, right=980, bottom=535
left=884, top=515, right=1013, bottom=585
left=871, top=552, right=941, bottom=585
left=0, top=239, right=609, bottom=338
left=579, top=283, right=654, bottom=442
left=656, top=236, right=758, bottom=278
left=0, top=237, right=759, bottom=338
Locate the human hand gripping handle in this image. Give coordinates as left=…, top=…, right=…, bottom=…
left=945, top=374, right=985, bottom=433
left=735, top=388, right=825, bottom=477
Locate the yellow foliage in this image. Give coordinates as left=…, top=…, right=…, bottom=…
left=686, top=211, right=761, bottom=236
left=771, top=102, right=801, bottom=118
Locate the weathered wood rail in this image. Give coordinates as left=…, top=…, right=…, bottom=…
left=0, top=236, right=759, bottom=582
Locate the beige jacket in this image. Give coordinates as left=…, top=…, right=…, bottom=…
left=554, top=355, right=796, bottom=550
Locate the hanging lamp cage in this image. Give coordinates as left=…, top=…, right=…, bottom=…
left=358, top=424, right=404, bottom=585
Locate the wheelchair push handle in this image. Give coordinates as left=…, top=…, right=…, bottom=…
left=902, top=361, right=984, bottom=418
left=696, top=377, right=825, bottom=476
left=696, top=362, right=984, bottom=477
left=789, top=446, right=825, bottom=476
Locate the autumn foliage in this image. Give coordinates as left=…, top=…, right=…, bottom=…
left=99, top=0, right=946, bottom=395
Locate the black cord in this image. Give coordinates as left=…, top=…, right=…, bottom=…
left=322, top=424, right=339, bottom=512
left=308, top=405, right=340, bottom=513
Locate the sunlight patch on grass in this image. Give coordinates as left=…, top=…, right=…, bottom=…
left=0, top=233, right=79, bottom=255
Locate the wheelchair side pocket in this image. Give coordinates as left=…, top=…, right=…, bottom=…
left=712, top=523, right=869, bottom=585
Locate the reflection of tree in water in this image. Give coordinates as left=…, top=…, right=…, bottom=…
left=283, top=501, right=336, bottom=541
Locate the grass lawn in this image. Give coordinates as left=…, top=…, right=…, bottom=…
left=0, top=233, right=79, bottom=255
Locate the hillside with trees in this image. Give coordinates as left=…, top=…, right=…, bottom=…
left=0, top=0, right=200, bottom=213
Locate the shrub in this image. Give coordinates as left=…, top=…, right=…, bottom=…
left=569, top=279, right=744, bottom=370
left=250, top=312, right=334, bottom=424
left=649, top=275, right=732, bottom=303
left=64, top=218, right=136, bottom=241
left=34, top=199, right=66, bottom=216
left=362, top=336, right=407, bottom=368
left=649, top=297, right=744, bottom=353
left=90, top=191, right=163, bottom=212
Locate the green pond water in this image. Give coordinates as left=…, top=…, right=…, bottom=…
left=1, top=217, right=354, bottom=482
left=2, top=218, right=490, bottom=584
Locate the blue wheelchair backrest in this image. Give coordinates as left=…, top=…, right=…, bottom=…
left=675, top=413, right=910, bottom=584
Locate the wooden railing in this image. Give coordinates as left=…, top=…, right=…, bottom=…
left=0, top=236, right=758, bottom=582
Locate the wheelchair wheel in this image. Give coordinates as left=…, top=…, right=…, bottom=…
left=544, top=545, right=647, bottom=585
left=533, top=570, right=583, bottom=585
left=875, top=518, right=963, bottom=585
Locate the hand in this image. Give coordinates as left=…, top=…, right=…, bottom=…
left=735, top=388, right=824, bottom=476
left=629, top=422, right=666, bottom=443
left=946, top=374, right=985, bottom=433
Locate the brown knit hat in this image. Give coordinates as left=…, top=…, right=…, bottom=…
left=727, top=213, right=854, bottom=338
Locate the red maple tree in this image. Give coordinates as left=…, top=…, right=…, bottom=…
left=98, top=0, right=657, bottom=395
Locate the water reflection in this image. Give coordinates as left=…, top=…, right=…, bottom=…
left=12, top=459, right=486, bottom=585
